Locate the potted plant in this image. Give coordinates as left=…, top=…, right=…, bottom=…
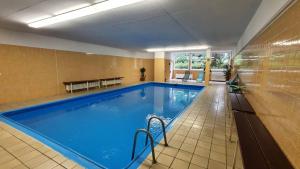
left=140, top=67, right=146, bottom=81
left=228, top=84, right=245, bottom=93
left=223, top=64, right=232, bottom=81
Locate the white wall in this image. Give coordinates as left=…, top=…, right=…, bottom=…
left=0, top=28, right=153, bottom=59
left=154, top=52, right=165, bottom=59
left=236, top=0, right=293, bottom=54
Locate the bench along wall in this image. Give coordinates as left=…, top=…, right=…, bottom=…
left=0, top=44, right=154, bottom=104
left=233, top=1, right=300, bottom=168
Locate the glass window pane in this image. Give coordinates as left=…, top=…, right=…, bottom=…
left=174, top=53, right=189, bottom=70
left=211, top=52, right=231, bottom=69
left=191, top=51, right=206, bottom=70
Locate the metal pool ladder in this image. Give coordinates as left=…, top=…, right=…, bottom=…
left=131, top=117, right=168, bottom=164
left=131, top=129, right=156, bottom=163
left=145, top=116, right=168, bottom=146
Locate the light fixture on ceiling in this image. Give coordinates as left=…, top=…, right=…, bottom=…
left=28, top=0, right=144, bottom=28
left=146, top=45, right=210, bottom=52
left=53, top=3, right=91, bottom=15
left=272, top=39, right=300, bottom=46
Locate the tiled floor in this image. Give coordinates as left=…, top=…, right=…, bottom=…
left=0, top=84, right=243, bottom=169
left=0, top=122, right=83, bottom=169
left=138, top=85, right=243, bottom=169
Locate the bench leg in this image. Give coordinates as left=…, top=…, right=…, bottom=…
left=232, top=139, right=239, bottom=169
left=229, top=115, right=235, bottom=142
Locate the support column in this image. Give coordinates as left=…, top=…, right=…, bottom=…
left=154, top=52, right=165, bottom=82
left=204, top=48, right=212, bottom=86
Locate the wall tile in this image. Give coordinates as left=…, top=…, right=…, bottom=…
left=234, top=2, right=300, bottom=168
left=0, top=45, right=154, bottom=103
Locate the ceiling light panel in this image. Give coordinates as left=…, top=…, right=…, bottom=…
left=146, top=45, right=210, bottom=52
left=28, top=0, right=144, bottom=28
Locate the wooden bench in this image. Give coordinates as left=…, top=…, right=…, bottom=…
left=100, top=77, right=124, bottom=87
left=229, top=93, right=255, bottom=114
left=63, top=79, right=101, bottom=93
left=63, top=77, right=124, bottom=93
left=229, top=93, right=294, bottom=169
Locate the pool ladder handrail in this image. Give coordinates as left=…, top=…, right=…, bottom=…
left=131, top=117, right=169, bottom=164
left=131, top=129, right=157, bottom=163
left=145, top=116, right=168, bottom=146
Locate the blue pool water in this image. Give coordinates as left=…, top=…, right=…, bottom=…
left=1, top=83, right=203, bottom=168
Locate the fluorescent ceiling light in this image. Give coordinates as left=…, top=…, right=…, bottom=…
left=28, top=0, right=144, bottom=28
left=146, top=45, right=210, bottom=52
left=272, top=39, right=300, bottom=46
left=26, top=15, right=52, bottom=24
left=53, top=3, right=91, bottom=15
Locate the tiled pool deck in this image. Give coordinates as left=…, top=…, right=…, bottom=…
left=0, top=84, right=243, bottom=169
left=138, top=85, right=243, bottom=169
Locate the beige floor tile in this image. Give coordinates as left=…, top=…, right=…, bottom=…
left=156, top=153, right=174, bottom=167
left=189, top=163, right=206, bottom=169
left=155, top=144, right=165, bottom=153
left=175, top=150, right=193, bottom=162
left=44, top=150, right=58, bottom=158
left=25, top=154, right=49, bottom=168
left=208, top=159, right=226, bottom=169
left=191, top=154, right=209, bottom=168
left=186, top=132, right=200, bottom=140
left=52, top=155, right=67, bottom=164
left=209, top=152, right=226, bottom=164
left=61, top=160, right=77, bottom=169
left=0, top=159, right=22, bottom=168
left=34, top=160, right=58, bottom=169
left=169, top=140, right=182, bottom=149
left=139, top=162, right=151, bottom=169
left=212, top=138, right=225, bottom=146
left=150, top=163, right=168, bottom=169
left=52, top=165, right=66, bottom=169
left=13, top=146, right=35, bottom=157
left=37, top=146, right=52, bottom=153
left=18, top=150, right=42, bottom=162
left=197, top=141, right=211, bottom=150
left=13, top=164, right=29, bottom=169
left=72, top=165, right=85, bottom=169
left=184, top=138, right=198, bottom=146
left=172, top=135, right=185, bottom=142
left=180, top=143, right=196, bottom=153
left=211, top=144, right=225, bottom=154
left=6, top=143, right=28, bottom=153
left=161, top=147, right=178, bottom=157
left=170, top=158, right=190, bottom=169
left=194, top=147, right=210, bottom=158
left=0, top=151, right=15, bottom=164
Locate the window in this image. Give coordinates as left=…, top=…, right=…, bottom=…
left=211, top=52, right=231, bottom=69
left=174, top=54, right=189, bottom=70
left=191, top=52, right=206, bottom=70
left=173, top=51, right=207, bottom=70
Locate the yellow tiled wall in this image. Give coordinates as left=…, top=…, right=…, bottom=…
left=154, top=58, right=165, bottom=82
left=0, top=44, right=154, bottom=104
left=234, top=1, right=300, bottom=168
left=165, top=59, right=171, bottom=81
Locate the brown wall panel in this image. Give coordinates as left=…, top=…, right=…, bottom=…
left=0, top=44, right=154, bottom=104
left=234, top=2, right=300, bottom=168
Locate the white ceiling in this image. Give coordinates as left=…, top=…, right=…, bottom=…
left=0, top=0, right=262, bottom=51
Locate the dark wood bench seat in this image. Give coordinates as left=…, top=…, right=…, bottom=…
left=229, top=93, right=255, bottom=114
left=233, top=111, right=269, bottom=169
left=230, top=93, right=294, bottom=169
left=246, top=115, right=294, bottom=169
